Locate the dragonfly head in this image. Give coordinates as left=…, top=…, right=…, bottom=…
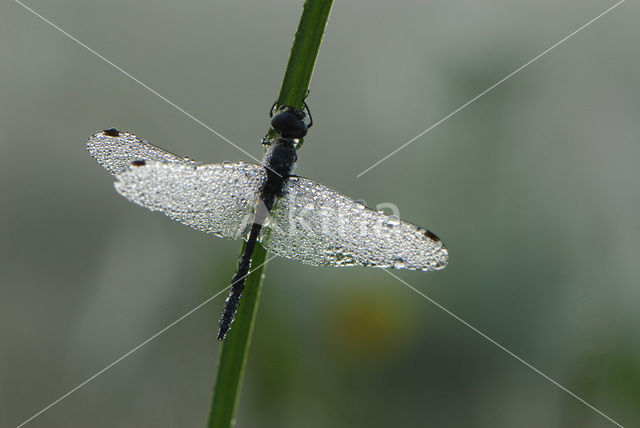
left=271, top=105, right=308, bottom=139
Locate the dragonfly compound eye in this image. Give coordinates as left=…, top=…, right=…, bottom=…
left=271, top=106, right=308, bottom=139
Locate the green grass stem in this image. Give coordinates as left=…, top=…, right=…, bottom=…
left=207, top=1, right=333, bottom=427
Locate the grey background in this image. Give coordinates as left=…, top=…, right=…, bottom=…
left=1, top=0, right=638, bottom=427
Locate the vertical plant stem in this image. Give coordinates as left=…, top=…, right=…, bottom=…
left=277, top=0, right=334, bottom=109
left=207, top=1, right=334, bottom=427
left=207, top=244, right=266, bottom=428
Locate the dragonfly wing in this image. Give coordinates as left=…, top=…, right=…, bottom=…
left=114, top=161, right=266, bottom=240
left=88, top=129, right=199, bottom=175
left=260, top=177, right=448, bottom=270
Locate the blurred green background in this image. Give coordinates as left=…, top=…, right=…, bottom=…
left=1, top=0, right=638, bottom=426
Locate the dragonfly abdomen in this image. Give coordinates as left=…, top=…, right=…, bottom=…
left=217, top=222, right=263, bottom=340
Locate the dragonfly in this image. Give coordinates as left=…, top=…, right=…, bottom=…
left=87, top=104, right=449, bottom=340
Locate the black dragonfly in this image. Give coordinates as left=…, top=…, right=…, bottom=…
left=87, top=104, right=448, bottom=340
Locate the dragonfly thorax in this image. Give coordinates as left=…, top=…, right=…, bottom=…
left=263, top=138, right=297, bottom=195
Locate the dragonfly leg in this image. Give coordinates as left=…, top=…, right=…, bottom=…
left=268, top=101, right=277, bottom=118
left=303, top=101, right=313, bottom=128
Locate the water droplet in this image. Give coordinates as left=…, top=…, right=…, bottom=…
left=385, top=216, right=400, bottom=227
left=393, top=258, right=406, bottom=269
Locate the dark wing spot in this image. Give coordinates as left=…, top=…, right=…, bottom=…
left=423, top=229, right=441, bottom=243
left=103, top=128, right=120, bottom=137
left=131, top=160, right=146, bottom=167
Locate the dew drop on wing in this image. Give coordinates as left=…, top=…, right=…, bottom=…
left=384, top=216, right=401, bottom=229
left=393, top=259, right=406, bottom=269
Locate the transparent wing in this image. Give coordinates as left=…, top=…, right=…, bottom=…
left=114, top=161, right=266, bottom=240
left=87, top=129, right=199, bottom=175
left=260, top=177, right=448, bottom=270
